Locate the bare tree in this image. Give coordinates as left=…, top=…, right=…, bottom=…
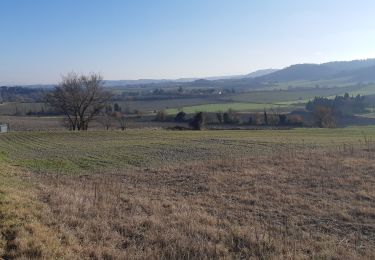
left=155, top=110, right=168, bottom=122
left=263, top=109, right=268, bottom=126
left=314, top=106, right=336, bottom=128
left=47, top=73, right=112, bottom=130
left=268, top=107, right=280, bottom=126
left=99, top=111, right=114, bottom=130
left=114, top=111, right=127, bottom=131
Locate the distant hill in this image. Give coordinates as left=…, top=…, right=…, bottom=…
left=324, top=59, right=375, bottom=72
left=206, top=69, right=279, bottom=80
left=64, top=59, right=375, bottom=91
left=254, top=64, right=335, bottom=82
left=254, top=58, right=375, bottom=83
left=103, top=79, right=171, bottom=87
left=244, top=69, right=279, bottom=78
left=173, top=58, right=375, bottom=91
left=102, top=69, right=278, bottom=87
left=336, top=65, right=375, bottom=82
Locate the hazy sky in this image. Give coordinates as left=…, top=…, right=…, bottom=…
left=1, top=0, right=375, bottom=85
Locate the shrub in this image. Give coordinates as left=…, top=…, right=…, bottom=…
left=278, top=114, right=287, bottom=125
left=155, top=110, right=168, bottom=122
left=223, top=109, right=240, bottom=124
left=263, top=110, right=268, bottom=125
left=175, top=111, right=186, bottom=122
left=99, top=112, right=114, bottom=130
left=105, top=105, right=113, bottom=113
left=267, top=114, right=279, bottom=126
left=189, top=112, right=205, bottom=130
left=253, top=113, right=263, bottom=125
left=216, top=113, right=223, bottom=124
left=223, top=112, right=231, bottom=124
left=314, top=106, right=336, bottom=128
left=287, top=115, right=303, bottom=126
left=134, top=109, right=144, bottom=118
left=114, top=103, right=121, bottom=112
left=114, top=112, right=127, bottom=130
left=248, top=116, right=253, bottom=125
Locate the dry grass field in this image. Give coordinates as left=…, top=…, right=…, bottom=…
left=0, top=128, right=374, bottom=259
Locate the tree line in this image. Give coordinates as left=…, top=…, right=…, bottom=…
left=306, top=93, right=368, bottom=128
left=0, top=86, right=47, bottom=103
left=306, top=93, right=366, bottom=116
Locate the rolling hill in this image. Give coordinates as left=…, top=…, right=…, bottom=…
left=254, top=58, right=375, bottom=83
left=113, top=58, right=375, bottom=91
left=103, top=69, right=279, bottom=87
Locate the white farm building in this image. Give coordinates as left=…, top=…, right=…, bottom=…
left=0, top=123, right=8, bottom=133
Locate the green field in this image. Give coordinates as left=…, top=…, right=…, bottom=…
left=166, top=102, right=294, bottom=114
left=225, top=86, right=356, bottom=103
left=133, top=85, right=375, bottom=114
left=1, top=126, right=374, bottom=174
left=349, top=83, right=375, bottom=96
left=273, top=78, right=357, bottom=90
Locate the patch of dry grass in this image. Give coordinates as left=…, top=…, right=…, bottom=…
left=0, top=162, right=71, bottom=259
left=17, top=144, right=373, bottom=259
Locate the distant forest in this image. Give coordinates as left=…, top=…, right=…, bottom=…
left=0, top=86, right=48, bottom=103
left=306, top=93, right=367, bottom=115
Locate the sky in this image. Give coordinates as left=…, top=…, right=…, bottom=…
left=1, top=0, right=375, bottom=85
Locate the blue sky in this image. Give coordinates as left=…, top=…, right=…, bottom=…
left=1, top=0, right=375, bottom=84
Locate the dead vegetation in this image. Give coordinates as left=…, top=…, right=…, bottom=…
left=0, top=162, right=72, bottom=259
left=2, top=142, right=371, bottom=259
